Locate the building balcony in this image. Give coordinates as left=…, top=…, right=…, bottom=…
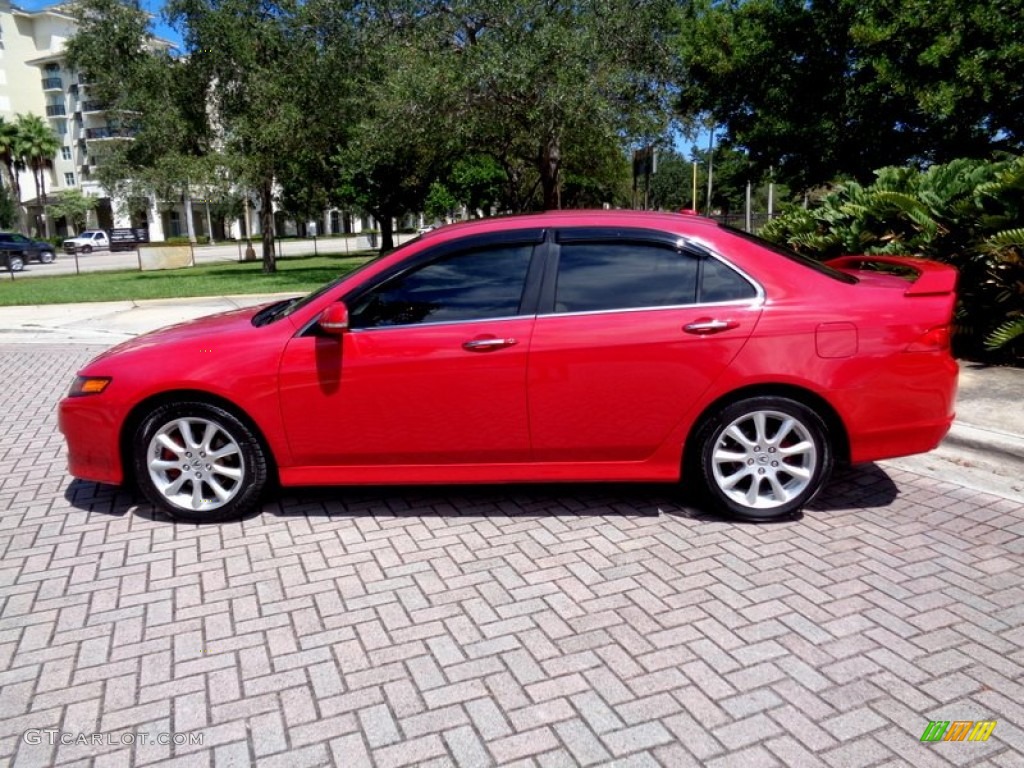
left=81, top=100, right=108, bottom=113
left=85, top=127, right=136, bottom=140
left=42, top=77, right=63, bottom=91
left=46, top=104, right=67, bottom=117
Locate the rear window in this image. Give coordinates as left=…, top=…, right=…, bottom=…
left=724, top=227, right=857, bottom=284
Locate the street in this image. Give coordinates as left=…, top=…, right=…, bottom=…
left=1, top=234, right=416, bottom=280
left=1, top=343, right=1022, bottom=767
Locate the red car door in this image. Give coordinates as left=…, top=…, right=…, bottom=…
left=527, top=231, right=762, bottom=462
left=278, top=238, right=540, bottom=468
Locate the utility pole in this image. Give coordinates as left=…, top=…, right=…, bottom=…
left=705, top=127, right=715, bottom=216
left=692, top=161, right=698, bottom=210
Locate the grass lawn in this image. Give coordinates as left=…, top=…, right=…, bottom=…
left=0, top=254, right=374, bottom=306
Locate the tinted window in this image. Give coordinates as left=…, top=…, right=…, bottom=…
left=350, top=245, right=533, bottom=328
left=723, top=226, right=857, bottom=284
left=700, top=257, right=757, bottom=302
left=554, top=242, right=698, bottom=313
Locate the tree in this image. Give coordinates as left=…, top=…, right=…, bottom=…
left=16, top=114, right=60, bottom=238
left=674, top=0, right=1024, bottom=191
left=422, top=0, right=676, bottom=212
left=0, top=119, right=24, bottom=230
left=166, top=0, right=326, bottom=272
left=47, top=189, right=98, bottom=234
left=0, top=185, right=17, bottom=229
left=67, top=0, right=218, bottom=245
left=325, top=0, right=675, bottom=243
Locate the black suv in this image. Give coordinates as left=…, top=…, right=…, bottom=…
left=0, top=232, right=58, bottom=272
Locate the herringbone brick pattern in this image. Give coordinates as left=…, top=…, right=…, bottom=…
left=2, top=343, right=1022, bottom=767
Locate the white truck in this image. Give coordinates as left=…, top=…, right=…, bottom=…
left=63, top=230, right=110, bottom=254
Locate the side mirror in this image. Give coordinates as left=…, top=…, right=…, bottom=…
left=318, top=302, right=350, bottom=335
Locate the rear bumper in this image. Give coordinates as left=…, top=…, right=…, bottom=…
left=839, top=353, right=958, bottom=464
left=58, top=397, right=124, bottom=485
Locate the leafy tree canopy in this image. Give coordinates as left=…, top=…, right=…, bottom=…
left=675, top=0, right=1024, bottom=191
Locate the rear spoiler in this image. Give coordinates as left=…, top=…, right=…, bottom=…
left=825, top=255, right=958, bottom=296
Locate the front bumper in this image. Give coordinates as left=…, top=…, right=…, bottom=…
left=58, top=396, right=124, bottom=485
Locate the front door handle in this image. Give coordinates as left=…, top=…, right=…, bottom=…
left=684, top=319, right=738, bottom=335
left=462, top=337, right=518, bottom=352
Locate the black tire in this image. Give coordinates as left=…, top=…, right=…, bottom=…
left=40, top=250, right=55, bottom=264
left=693, top=396, right=833, bottom=521
left=81, top=245, right=93, bottom=254
left=132, top=401, right=267, bottom=522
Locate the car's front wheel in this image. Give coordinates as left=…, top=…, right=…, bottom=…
left=695, top=396, right=832, bottom=521
left=132, top=402, right=267, bottom=522
left=7, top=255, right=25, bottom=272
left=80, top=245, right=93, bottom=254
left=40, top=250, right=55, bottom=264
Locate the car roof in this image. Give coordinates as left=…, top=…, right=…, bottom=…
left=422, top=209, right=722, bottom=240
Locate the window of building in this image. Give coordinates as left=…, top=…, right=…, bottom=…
left=64, top=173, right=75, bottom=186
left=61, top=146, right=72, bottom=160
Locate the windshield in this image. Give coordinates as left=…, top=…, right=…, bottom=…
left=723, top=226, right=858, bottom=284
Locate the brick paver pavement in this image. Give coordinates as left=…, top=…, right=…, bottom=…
left=2, top=344, right=1022, bottom=767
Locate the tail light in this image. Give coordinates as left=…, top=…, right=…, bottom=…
left=905, top=325, right=951, bottom=352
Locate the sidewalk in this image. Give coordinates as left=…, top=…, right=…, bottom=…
left=1, top=294, right=1020, bottom=498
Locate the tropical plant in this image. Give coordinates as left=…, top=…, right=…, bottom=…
left=0, top=184, right=17, bottom=229
left=0, top=118, right=25, bottom=231
left=15, top=114, right=61, bottom=238
left=761, top=155, right=1024, bottom=363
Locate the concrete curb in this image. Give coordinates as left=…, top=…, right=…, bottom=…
left=943, top=422, right=1024, bottom=470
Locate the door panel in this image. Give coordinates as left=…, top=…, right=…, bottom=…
left=528, top=307, right=759, bottom=461
left=278, top=318, right=535, bottom=466
left=277, top=240, right=539, bottom=469
left=528, top=235, right=760, bottom=462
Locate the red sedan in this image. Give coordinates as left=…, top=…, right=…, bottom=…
left=59, top=211, right=958, bottom=522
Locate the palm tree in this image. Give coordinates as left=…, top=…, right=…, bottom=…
left=0, top=118, right=26, bottom=232
left=16, top=113, right=61, bottom=238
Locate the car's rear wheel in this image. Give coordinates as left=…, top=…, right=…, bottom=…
left=40, top=250, right=55, bottom=264
left=7, top=255, right=25, bottom=272
left=695, top=396, right=832, bottom=521
left=132, top=402, right=267, bottom=522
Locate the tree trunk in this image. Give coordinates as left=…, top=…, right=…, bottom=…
left=39, top=166, right=51, bottom=239
left=260, top=177, right=276, bottom=273
left=31, top=164, right=43, bottom=237
left=379, top=214, right=394, bottom=252
left=540, top=137, right=561, bottom=210
left=183, top=186, right=197, bottom=243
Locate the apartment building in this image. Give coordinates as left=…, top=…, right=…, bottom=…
left=0, top=0, right=84, bottom=231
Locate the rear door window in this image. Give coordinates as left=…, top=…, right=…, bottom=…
left=554, top=242, right=699, bottom=313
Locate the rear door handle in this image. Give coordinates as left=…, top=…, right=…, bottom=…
left=684, top=319, right=738, bottom=335
left=462, top=337, right=518, bottom=352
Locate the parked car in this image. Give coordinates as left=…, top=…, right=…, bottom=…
left=63, top=230, right=110, bottom=254
left=0, top=232, right=58, bottom=269
left=59, top=210, right=958, bottom=523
